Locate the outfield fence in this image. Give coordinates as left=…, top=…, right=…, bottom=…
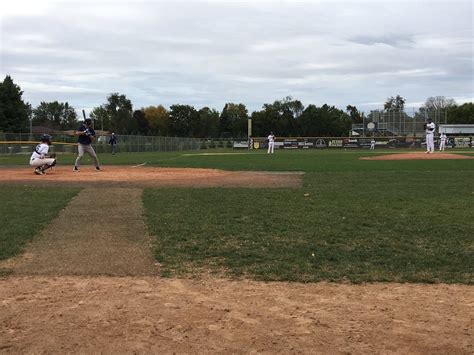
left=1, top=132, right=473, bottom=155
left=235, top=135, right=474, bottom=149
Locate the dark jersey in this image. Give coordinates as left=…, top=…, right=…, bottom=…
left=77, top=124, right=96, bottom=145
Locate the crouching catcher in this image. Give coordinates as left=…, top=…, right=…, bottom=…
left=30, top=134, right=57, bottom=175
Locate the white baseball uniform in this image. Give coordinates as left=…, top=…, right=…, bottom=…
left=267, top=134, right=275, bottom=154
left=370, top=139, right=375, bottom=150
left=425, top=122, right=436, bottom=153
left=29, top=143, right=56, bottom=168
left=439, top=133, right=447, bottom=151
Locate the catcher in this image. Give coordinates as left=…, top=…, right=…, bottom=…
left=29, top=134, right=57, bottom=175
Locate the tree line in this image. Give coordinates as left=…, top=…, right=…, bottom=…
left=1, top=75, right=472, bottom=137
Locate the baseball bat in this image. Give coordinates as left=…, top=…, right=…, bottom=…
left=82, top=109, right=86, bottom=120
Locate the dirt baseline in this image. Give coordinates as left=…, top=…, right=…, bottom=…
left=360, top=152, right=474, bottom=161
left=0, top=166, right=303, bottom=188
left=0, top=276, right=472, bottom=354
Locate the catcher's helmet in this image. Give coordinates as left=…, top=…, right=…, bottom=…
left=41, top=134, right=52, bottom=144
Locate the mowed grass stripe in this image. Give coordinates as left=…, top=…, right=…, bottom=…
left=4, top=188, right=159, bottom=276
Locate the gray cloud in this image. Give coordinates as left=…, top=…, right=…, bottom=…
left=1, top=0, right=472, bottom=113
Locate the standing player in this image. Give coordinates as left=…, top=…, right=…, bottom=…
left=29, top=134, right=56, bottom=175
left=73, top=118, right=101, bottom=172
left=439, top=132, right=447, bottom=151
left=109, top=133, right=118, bottom=155
left=267, top=131, right=275, bottom=154
left=424, top=118, right=436, bottom=153
left=370, top=138, right=376, bottom=150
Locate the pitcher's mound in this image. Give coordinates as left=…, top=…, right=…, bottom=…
left=360, top=152, right=473, bottom=161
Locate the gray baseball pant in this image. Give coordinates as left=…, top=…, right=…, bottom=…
left=75, top=144, right=100, bottom=168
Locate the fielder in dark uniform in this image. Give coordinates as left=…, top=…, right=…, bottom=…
left=109, top=133, right=118, bottom=155
left=73, top=118, right=101, bottom=172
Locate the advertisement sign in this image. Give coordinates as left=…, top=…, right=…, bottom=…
left=343, top=138, right=359, bottom=148
left=454, top=137, right=471, bottom=148
left=328, top=139, right=343, bottom=147
left=283, top=139, right=298, bottom=149
left=314, top=138, right=327, bottom=149
left=298, top=140, right=314, bottom=149
left=232, top=136, right=471, bottom=150
left=233, top=141, right=249, bottom=149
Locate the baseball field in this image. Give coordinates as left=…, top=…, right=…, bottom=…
left=0, top=148, right=473, bottom=352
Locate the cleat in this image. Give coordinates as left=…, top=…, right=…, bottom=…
left=95, top=166, right=101, bottom=171
left=34, top=168, right=43, bottom=175
left=73, top=166, right=80, bottom=172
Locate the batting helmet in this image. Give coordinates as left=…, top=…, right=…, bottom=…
left=41, top=134, right=52, bottom=144
left=84, top=118, right=93, bottom=125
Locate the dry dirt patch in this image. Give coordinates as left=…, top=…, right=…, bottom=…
left=0, top=166, right=303, bottom=188
left=1, top=188, right=159, bottom=276
left=0, top=276, right=472, bottom=354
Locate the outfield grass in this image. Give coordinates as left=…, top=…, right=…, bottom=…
left=1, top=148, right=473, bottom=172
left=142, top=149, right=474, bottom=283
left=0, top=187, right=79, bottom=261
left=1, top=149, right=473, bottom=283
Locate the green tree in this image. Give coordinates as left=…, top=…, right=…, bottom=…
left=197, top=107, right=220, bottom=138
left=447, top=103, right=474, bottom=124
left=32, top=101, right=78, bottom=130
left=251, top=97, right=304, bottom=137
left=90, top=106, right=111, bottom=132
left=100, top=93, right=134, bottom=134
left=132, top=110, right=149, bottom=135
left=0, top=75, right=30, bottom=132
left=346, top=105, right=364, bottom=124
left=220, top=103, right=248, bottom=137
left=169, top=104, right=199, bottom=137
left=384, top=95, right=406, bottom=112
left=298, top=104, right=350, bottom=136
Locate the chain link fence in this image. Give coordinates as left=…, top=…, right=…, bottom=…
left=0, top=133, right=201, bottom=155
left=352, top=109, right=448, bottom=137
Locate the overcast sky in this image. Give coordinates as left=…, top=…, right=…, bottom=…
left=1, top=0, right=473, bottom=114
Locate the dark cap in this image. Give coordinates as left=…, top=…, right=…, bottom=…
left=84, top=118, right=92, bottom=125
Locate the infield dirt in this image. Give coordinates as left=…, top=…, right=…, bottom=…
left=360, top=152, right=474, bottom=160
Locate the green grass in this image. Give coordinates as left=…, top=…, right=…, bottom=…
left=142, top=150, right=474, bottom=283
left=1, top=149, right=473, bottom=283
left=144, top=172, right=473, bottom=283
left=0, top=187, right=79, bottom=260
left=1, top=148, right=473, bottom=173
